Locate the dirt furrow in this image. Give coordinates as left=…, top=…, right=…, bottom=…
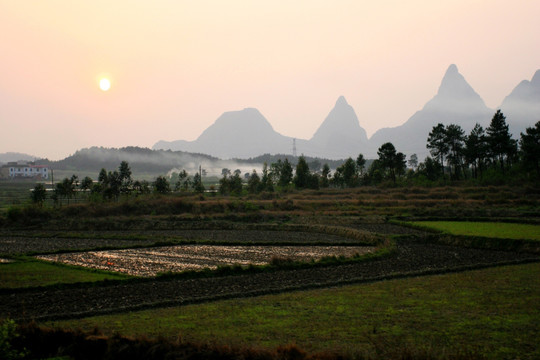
left=1, top=242, right=538, bottom=322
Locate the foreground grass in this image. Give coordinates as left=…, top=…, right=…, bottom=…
left=48, top=263, right=540, bottom=359
left=0, top=259, right=129, bottom=289
left=411, top=221, right=540, bottom=240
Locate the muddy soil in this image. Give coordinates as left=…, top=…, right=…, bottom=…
left=1, top=241, right=537, bottom=322
left=0, top=230, right=363, bottom=256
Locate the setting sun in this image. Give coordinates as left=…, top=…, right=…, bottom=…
left=99, top=78, right=111, bottom=91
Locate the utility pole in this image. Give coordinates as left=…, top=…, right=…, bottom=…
left=293, top=138, right=297, bottom=158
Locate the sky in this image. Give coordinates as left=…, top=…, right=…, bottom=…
left=1, top=1, right=539, bottom=160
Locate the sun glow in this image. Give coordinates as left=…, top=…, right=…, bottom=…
left=99, top=78, right=111, bottom=91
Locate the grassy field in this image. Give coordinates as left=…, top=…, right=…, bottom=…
left=410, top=221, right=540, bottom=240
left=0, top=181, right=33, bottom=212
left=0, top=259, right=130, bottom=289
left=47, top=262, right=540, bottom=359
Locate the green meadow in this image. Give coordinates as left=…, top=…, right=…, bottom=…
left=0, top=259, right=129, bottom=289
left=48, top=262, right=540, bottom=360
left=410, top=221, right=540, bottom=240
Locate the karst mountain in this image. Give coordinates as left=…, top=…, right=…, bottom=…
left=154, top=65, right=540, bottom=160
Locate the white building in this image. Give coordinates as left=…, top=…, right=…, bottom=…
left=1, top=162, right=50, bottom=179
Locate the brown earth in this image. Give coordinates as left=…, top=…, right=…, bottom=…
left=1, top=240, right=537, bottom=322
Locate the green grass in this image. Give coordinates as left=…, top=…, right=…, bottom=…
left=410, top=221, right=540, bottom=240
left=0, top=181, right=33, bottom=212
left=0, top=259, right=130, bottom=289
left=47, top=263, right=540, bottom=359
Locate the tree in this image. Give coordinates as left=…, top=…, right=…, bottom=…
left=98, top=168, right=108, bottom=185
left=427, top=123, right=449, bottom=176
left=320, top=163, right=330, bottom=188
left=293, top=156, right=310, bottom=189
left=247, top=170, right=261, bottom=194
left=464, top=124, right=488, bottom=179
left=118, top=161, right=132, bottom=195
left=377, top=142, right=406, bottom=183
left=520, top=121, right=540, bottom=177
left=486, top=110, right=517, bottom=173
left=192, top=173, right=205, bottom=193
left=31, top=183, right=47, bottom=206
left=356, top=154, right=366, bottom=175
left=80, top=176, right=93, bottom=193
left=407, top=154, right=418, bottom=169
left=230, top=171, right=243, bottom=194
left=337, top=157, right=358, bottom=187
left=445, top=124, right=465, bottom=180
left=174, top=170, right=188, bottom=191
left=260, top=162, right=274, bottom=192
left=153, top=176, right=171, bottom=194
left=278, top=158, right=293, bottom=187
left=219, top=172, right=230, bottom=195
left=133, top=180, right=151, bottom=195
left=417, top=156, right=441, bottom=181
left=104, top=171, right=121, bottom=200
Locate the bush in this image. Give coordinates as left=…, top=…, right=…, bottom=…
left=0, top=319, right=26, bottom=360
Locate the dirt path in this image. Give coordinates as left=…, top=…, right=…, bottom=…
left=2, top=241, right=538, bottom=322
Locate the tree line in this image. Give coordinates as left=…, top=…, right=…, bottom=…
left=31, top=110, right=539, bottom=204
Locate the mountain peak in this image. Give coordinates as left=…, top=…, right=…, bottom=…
left=335, top=96, right=348, bottom=106
left=444, top=64, right=459, bottom=76
left=433, top=64, right=484, bottom=106
left=531, top=69, right=540, bottom=86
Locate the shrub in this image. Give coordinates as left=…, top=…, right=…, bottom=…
left=0, top=319, right=26, bottom=360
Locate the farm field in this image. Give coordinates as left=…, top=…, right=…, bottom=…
left=1, top=185, right=540, bottom=359
left=0, top=259, right=129, bottom=289
left=47, top=262, right=540, bottom=360
left=36, top=244, right=374, bottom=276
left=410, top=221, right=540, bottom=240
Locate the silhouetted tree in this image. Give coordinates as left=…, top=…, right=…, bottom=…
left=417, top=156, right=441, bottom=181
left=174, top=170, right=188, bottom=191
left=356, top=154, right=366, bottom=176
left=31, top=183, right=47, bottom=206
left=336, top=157, right=358, bottom=187
left=247, top=170, right=261, bottom=194
left=278, top=158, right=293, bottom=187
left=427, top=123, right=449, bottom=176
left=192, top=173, right=205, bottom=193
left=118, top=161, right=132, bottom=195
left=377, top=142, right=406, bottom=183
left=153, top=176, right=171, bottom=194
left=320, top=163, right=330, bottom=188
left=260, top=162, right=273, bottom=192
left=80, top=176, right=93, bottom=193
left=486, top=110, right=517, bottom=173
left=445, top=124, right=466, bottom=179
left=464, top=123, right=488, bottom=179
left=407, top=154, right=418, bottom=170
left=520, top=121, right=540, bottom=177
left=98, top=168, right=108, bottom=185
left=293, top=156, right=310, bottom=189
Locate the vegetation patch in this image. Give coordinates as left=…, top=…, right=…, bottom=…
left=410, top=221, right=540, bottom=240
left=47, top=263, right=540, bottom=360
left=0, top=259, right=129, bottom=289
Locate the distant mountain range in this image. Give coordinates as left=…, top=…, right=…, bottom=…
left=154, top=65, right=540, bottom=159
left=0, top=152, right=36, bottom=165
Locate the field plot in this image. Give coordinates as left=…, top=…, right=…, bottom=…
left=37, top=245, right=374, bottom=276
left=0, top=236, right=161, bottom=256
left=411, top=221, right=540, bottom=240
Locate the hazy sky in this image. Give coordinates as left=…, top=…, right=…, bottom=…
left=1, top=1, right=539, bottom=160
